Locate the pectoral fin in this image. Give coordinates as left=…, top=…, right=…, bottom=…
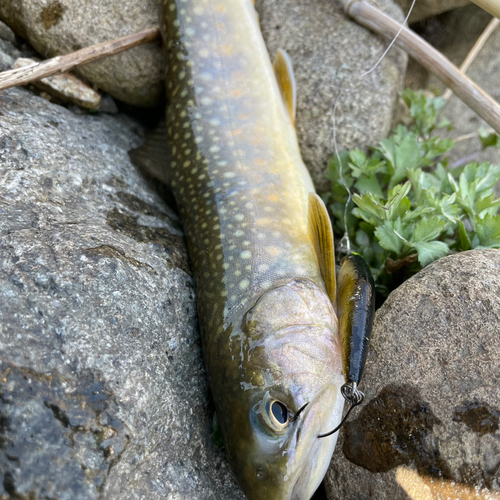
left=308, top=192, right=336, bottom=304
left=128, top=117, right=172, bottom=185
left=273, top=49, right=297, bottom=125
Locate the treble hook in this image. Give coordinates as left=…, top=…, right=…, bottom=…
left=317, top=381, right=364, bottom=438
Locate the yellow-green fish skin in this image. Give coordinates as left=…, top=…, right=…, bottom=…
left=160, top=1, right=344, bottom=498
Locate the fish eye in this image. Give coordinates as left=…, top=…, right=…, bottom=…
left=262, top=398, right=290, bottom=433
left=271, top=401, right=288, bottom=425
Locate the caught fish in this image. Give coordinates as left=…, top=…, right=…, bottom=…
left=132, top=0, right=375, bottom=498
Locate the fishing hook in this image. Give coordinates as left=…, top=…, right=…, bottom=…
left=317, top=382, right=364, bottom=438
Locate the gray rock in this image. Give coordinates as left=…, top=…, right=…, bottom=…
left=325, top=250, right=500, bottom=499
left=396, top=0, right=469, bottom=23
left=0, top=19, right=16, bottom=43
left=0, top=86, right=243, bottom=499
left=256, top=0, right=407, bottom=191
left=0, top=20, right=21, bottom=71
left=0, top=0, right=166, bottom=107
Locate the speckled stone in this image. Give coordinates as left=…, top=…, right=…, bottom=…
left=0, top=86, right=244, bottom=499
left=325, top=250, right=500, bottom=499
left=396, top=0, right=469, bottom=22
left=0, top=0, right=166, bottom=107
left=256, top=0, right=407, bottom=191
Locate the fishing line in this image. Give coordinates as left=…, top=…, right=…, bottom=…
left=332, top=0, right=417, bottom=261
left=326, top=0, right=418, bottom=435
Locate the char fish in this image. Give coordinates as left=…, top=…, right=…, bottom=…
left=133, top=0, right=374, bottom=498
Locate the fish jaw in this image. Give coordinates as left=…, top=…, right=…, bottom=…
left=288, top=384, right=345, bottom=500
left=215, top=279, right=344, bottom=500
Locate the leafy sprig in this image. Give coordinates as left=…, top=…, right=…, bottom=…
left=325, top=88, right=500, bottom=298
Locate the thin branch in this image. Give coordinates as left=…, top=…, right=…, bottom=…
left=0, top=27, right=161, bottom=92
left=341, top=0, right=500, bottom=134
left=469, top=0, right=500, bottom=20
left=443, top=17, right=500, bottom=101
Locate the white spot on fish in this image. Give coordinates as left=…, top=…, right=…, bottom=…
left=239, top=279, right=250, bottom=290
left=241, top=250, right=252, bottom=259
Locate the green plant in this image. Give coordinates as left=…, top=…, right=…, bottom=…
left=325, top=88, right=500, bottom=298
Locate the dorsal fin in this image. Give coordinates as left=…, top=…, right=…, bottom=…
left=273, top=48, right=297, bottom=125
left=128, top=117, right=172, bottom=185
left=308, top=192, right=336, bottom=304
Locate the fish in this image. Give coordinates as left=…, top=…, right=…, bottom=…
left=132, top=0, right=375, bottom=498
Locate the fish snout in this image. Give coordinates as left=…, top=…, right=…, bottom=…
left=288, top=382, right=345, bottom=500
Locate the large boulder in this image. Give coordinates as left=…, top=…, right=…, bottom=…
left=257, top=0, right=407, bottom=191
left=325, top=250, right=500, bottom=499
left=0, top=82, right=243, bottom=499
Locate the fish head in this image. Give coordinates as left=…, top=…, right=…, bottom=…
left=220, top=278, right=344, bottom=500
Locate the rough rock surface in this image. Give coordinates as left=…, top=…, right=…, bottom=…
left=0, top=86, right=244, bottom=499
left=325, top=250, right=500, bottom=499
left=0, top=20, right=20, bottom=71
left=257, top=0, right=407, bottom=191
left=0, top=0, right=166, bottom=107
left=397, top=0, right=469, bottom=23
left=406, top=5, right=500, bottom=175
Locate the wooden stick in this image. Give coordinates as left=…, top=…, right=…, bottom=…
left=442, top=17, right=500, bottom=101
left=0, top=27, right=161, bottom=92
left=469, top=0, right=500, bottom=20
left=342, top=0, right=500, bottom=134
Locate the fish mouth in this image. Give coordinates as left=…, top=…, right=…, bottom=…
left=285, top=381, right=345, bottom=500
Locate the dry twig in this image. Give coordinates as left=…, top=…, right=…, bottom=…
left=0, top=27, right=160, bottom=92
left=469, top=0, right=500, bottom=20
left=442, top=17, right=500, bottom=101
left=341, top=0, right=500, bottom=134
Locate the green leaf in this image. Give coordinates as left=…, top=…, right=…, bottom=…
left=476, top=193, right=500, bottom=217
left=413, top=216, right=447, bottom=242
left=437, top=118, right=452, bottom=130
left=415, top=241, right=449, bottom=267
left=355, top=229, right=370, bottom=247
left=401, top=88, right=446, bottom=137
left=457, top=220, right=471, bottom=251
left=402, top=206, right=436, bottom=222
left=478, top=127, right=500, bottom=149
left=377, top=131, right=423, bottom=189
left=439, top=193, right=461, bottom=223
left=354, top=173, right=384, bottom=198
left=475, top=214, right=500, bottom=248
left=374, top=220, right=404, bottom=254
left=352, top=193, right=387, bottom=223
left=387, top=182, right=412, bottom=220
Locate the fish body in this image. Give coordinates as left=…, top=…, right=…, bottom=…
left=159, top=1, right=345, bottom=498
